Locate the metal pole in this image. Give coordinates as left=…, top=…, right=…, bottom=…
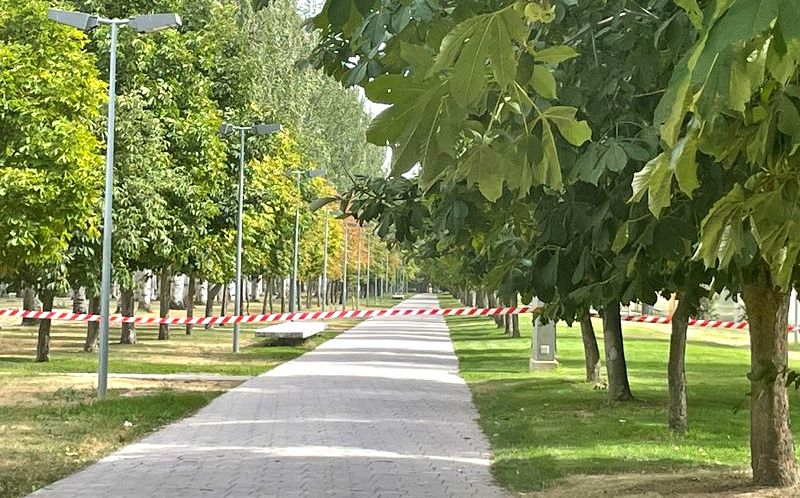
left=793, top=288, right=799, bottom=345
left=356, top=230, right=362, bottom=309
left=97, top=22, right=119, bottom=400
left=290, top=172, right=301, bottom=312
left=385, top=255, right=389, bottom=297
left=233, top=127, right=245, bottom=353
left=366, top=232, right=371, bottom=306
left=321, top=212, right=329, bottom=311
left=342, top=221, right=348, bottom=310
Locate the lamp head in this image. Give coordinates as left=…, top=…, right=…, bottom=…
left=253, top=123, right=282, bottom=135
left=129, top=13, right=182, bottom=33
left=47, top=9, right=99, bottom=31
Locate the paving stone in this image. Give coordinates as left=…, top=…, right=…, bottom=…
left=29, top=294, right=506, bottom=498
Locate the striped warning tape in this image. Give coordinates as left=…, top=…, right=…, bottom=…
left=622, top=314, right=800, bottom=332
left=0, top=306, right=535, bottom=326
left=3, top=306, right=797, bottom=332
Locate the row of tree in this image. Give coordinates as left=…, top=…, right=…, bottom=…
left=0, top=0, right=392, bottom=360
left=310, top=0, right=800, bottom=489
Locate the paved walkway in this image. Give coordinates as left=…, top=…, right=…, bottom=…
left=31, top=294, right=505, bottom=498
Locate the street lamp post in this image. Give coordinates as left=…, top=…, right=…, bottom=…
left=289, top=169, right=325, bottom=312
left=321, top=211, right=329, bottom=311
left=48, top=9, right=181, bottom=400
left=342, top=221, right=348, bottom=310
left=220, top=122, right=282, bottom=353
left=356, top=230, right=362, bottom=309
left=365, top=231, right=371, bottom=306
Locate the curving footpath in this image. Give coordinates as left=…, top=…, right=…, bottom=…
left=30, top=294, right=506, bottom=498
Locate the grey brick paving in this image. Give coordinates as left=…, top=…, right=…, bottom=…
left=30, top=294, right=506, bottom=498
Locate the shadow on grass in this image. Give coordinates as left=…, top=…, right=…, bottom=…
left=441, top=309, right=790, bottom=495
left=494, top=455, right=744, bottom=494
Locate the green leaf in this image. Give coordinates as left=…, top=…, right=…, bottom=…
left=531, top=65, right=557, bottom=99
left=532, top=120, right=563, bottom=191
left=533, top=45, right=579, bottom=64
left=569, top=145, right=602, bottom=185
left=675, top=0, right=704, bottom=30
left=599, top=143, right=627, bottom=173
left=777, top=93, right=800, bottom=144
left=489, top=16, right=518, bottom=90
left=542, top=106, right=592, bottom=146
left=612, top=222, right=630, bottom=254
left=694, top=184, right=746, bottom=268
left=400, top=42, right=434, bottom=74
left=459, top=143, right=508, bottom=202
left=329, top=0, right=353, bottom=27
left=696, top=0, right=778, bottom=78
left=778, top=0, right=800, bottom=41
left=450, top=25, right=491, bottom=107
left=670, top=132, right=700, bottom=197
left=630, top=152, right=672, bottom=217
left=655, top=38, right=707, bottom=146
left=432, top=15, right=486, bottom=74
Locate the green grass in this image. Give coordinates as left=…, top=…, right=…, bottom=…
left=442, top=297, right=800, bottom=493
left=0, top=319, right=359, bottom=377
left=0, top=389, right=219, bottom=498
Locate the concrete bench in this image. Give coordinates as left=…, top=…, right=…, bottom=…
left=391, top=294, right=405, bottom=300
left=254, top=321, right=326, bottom=343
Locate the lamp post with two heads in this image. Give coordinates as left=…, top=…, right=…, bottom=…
left=219, top=123, right=282, bottom=353
left=289, top=169, right=325, bottom=312
left=48, top=8, right=182, bottom=399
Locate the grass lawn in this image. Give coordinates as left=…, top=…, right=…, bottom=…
left=442, top=296, right=800, bottom=496
left=0, top=319, right=360, bottom=378
left=0, top=389, right=218, bottom=498
left=0, top=295, right=384, bottom=498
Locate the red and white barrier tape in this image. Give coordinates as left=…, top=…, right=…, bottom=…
left=3, top=306, right=798, bottom=332
left=0, top=306, right=534, bottom=326
left=622, top=314, right=800, bottom=332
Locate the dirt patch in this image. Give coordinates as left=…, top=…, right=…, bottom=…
left=522, top=470, right=800, bottom=497
left=0, top=375, right=241, bottom=406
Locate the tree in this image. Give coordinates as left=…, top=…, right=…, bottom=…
left=631, top=0, right=800, bottom=486
left=0, top=0, right=104, bottom=361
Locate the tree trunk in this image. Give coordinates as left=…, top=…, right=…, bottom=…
left=742, top=265, right=798, bottom=487
left=83, top=295, right=101, bottom=352
left=72, top=287, right=87, bottom=313
left=119, top=288, right=137, bottom=344
left=36, top=291, right=54, bottom=362
left=580, top=313, right=602, bottom=384
left=492, top=293, right=504, bottom=328
left=262, top=276, right=270, bottom=314
left=504, top=298, right=511, bottom=335
left=186, top=275, right=196, bottom=335
left=22, top=287, right=39, bottom=326
left=511, top=295, right=521, bottom=338
left=668, top=298, right=689, bottom=433
left=158, top=267, right=171, bottom=340
left=221, top=282, right=229, bottom=315
left=137, top=272, right=152, bottom=312
left=476, top=289, right=486, bottom=308
left=205, top=283, right=221, bottom=330
left=169, top=274, right=185, bottom=310
left=269, top=278, right=275, bottom=313
left=280, top=277, right=285, bottom=313
left=602, top=302, right=634, bottom=402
